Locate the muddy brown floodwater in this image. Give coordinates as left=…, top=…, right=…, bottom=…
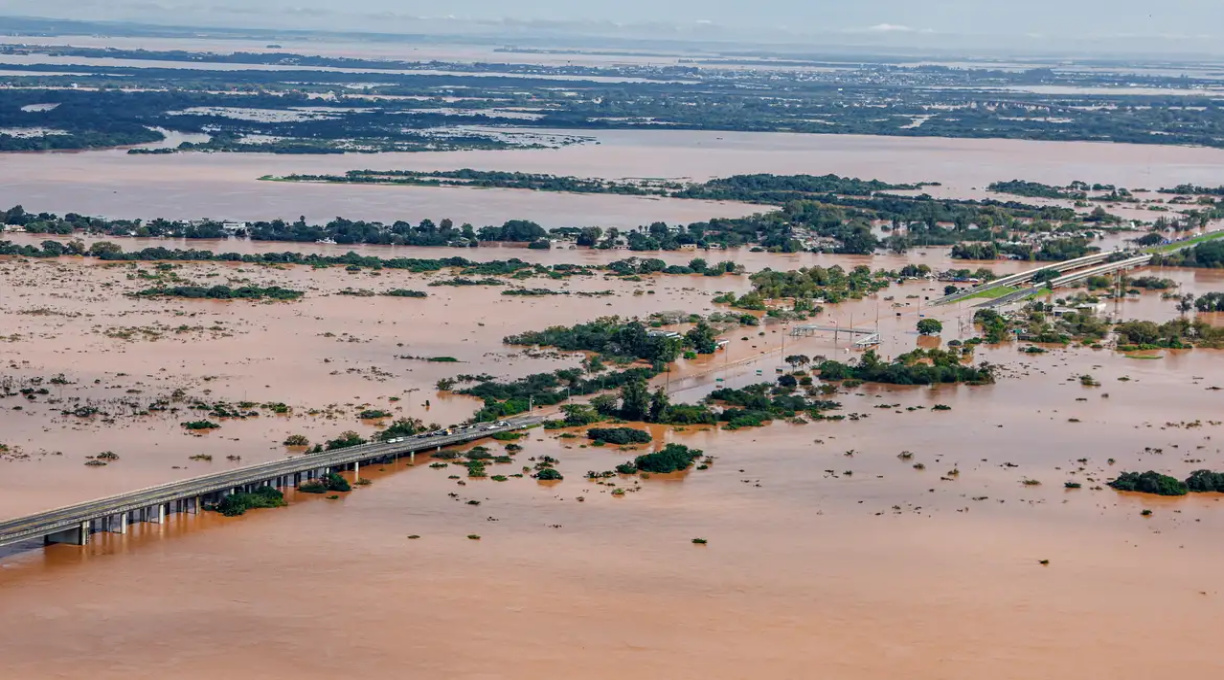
left=4, top=129, right=1224, bottom=227
left=2, top=247, right=1224, bottom=678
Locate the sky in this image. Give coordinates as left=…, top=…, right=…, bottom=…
left=2, top=0, right=1220, bottom=54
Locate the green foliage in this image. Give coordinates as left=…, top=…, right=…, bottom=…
left=377, top=418, right=427, bottom=441
left=817, top=349, right=993, bottom=385
left=747, top=264, right=891, bottom=303
left=283, top=434, right=310, bottom=446
left=560, top=403, right=602, bottom=426
left=210, top=486, right=287, bottom=517
left=586, top=428, right=653, bottom=445
left=619, top=380, right=651, bottom=421
left=685, top=320, right=720, bottom=354
left=322, top=472, right=352, bottom=492
left=633, top=444, right=704, bottom=474
left=134, top=285, right=303, bottom=301
left=916, top=318, right=944, bottom=335
left=320, top=431, right=367, bottom=451
left=1114, top=318, right=1224, bottom=349
left=181, top=420, right=220, bottom=430
left=1108, top=471, right=1188, bottom=496
left=1185, top=470, right=1224, bottom=493
left=506, top=317, right=682, bottom=364
left=535, top=468, right=564, bottom=481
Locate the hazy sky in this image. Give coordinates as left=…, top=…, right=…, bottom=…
left=3, top=1, right=1219, bottom=50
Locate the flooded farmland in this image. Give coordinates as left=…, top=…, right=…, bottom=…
left=2, top=243, right=1224, bottom=678
left=5, top=29, right=1224, bottom=673
left=4, top=130, right=1224, bottom=227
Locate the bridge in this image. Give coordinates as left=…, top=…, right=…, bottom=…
left=934, top=230, right=1224, bottom=308
left=974, top=254, right=1153, bottom=309
left=0, top=417, right=540, bottom=550
left=933, top=250, right=1122, bottom=306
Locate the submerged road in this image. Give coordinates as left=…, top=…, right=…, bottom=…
left=0, top=416, right=541, bottom=549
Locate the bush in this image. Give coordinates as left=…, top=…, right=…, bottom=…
left=535, top=468, right=563, bottom=481
left=211, top=487, right=286, bottom=516
left=181, top=420, right=220, bottom=430
left=1186, top=470, right=1224, bottom=492
left=586, top=427, right=653, bottom=445
left=633, top=443, right=703, bottom=474
left=1108, top=471, right=1187, bottom=496
left=283, top=434, right=310, bottom=446
left=383, top=289, right=427, bottom=298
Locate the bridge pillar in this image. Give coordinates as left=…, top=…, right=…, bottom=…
left=148, top=504, right=166, bottom=524
left=46, top=521, right=90, bottom=546
left=410, top=451, right=415, bottom=465
left=353, top=461, right=359, bottom=479
left=106, top=514, right=127, bottom=534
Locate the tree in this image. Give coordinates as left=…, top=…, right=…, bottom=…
left=685, top=320, right=719, bottom=354
left=561, top=403, right=600, bottom=426
left=619, top=380, right=650, bottom=422
left=87, top=241, right=123, bottom=258
left=1177, top=294, right=1196, bottom=315
left=648, top=388, right=670, bottom=423
left=39, top=240, right=65, bottom=257
left=590, top=394, right=620, bottom=417
left=917, top=319, right=944, bottom=336
left=944, top=285, right=958, bottom=296
left=784, top=354, right=810, bottom=371
left=1032, top=269, right=1060, bottom=285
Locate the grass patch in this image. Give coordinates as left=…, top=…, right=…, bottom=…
left=960, top=285, right=1023, bottom=300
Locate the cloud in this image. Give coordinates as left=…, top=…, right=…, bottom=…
left=866, top=23, right=916, bottom=32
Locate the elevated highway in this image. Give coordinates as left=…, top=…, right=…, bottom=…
left=975, top=254, right=1153, bottom=309
left=934, top=251, right=1121, bottom=306
left=0, top=417, right=540, bottom=550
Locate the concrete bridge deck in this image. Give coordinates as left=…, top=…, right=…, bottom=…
left=933, top=251, right=1120, bottom=306
left=974, top=254, right=1153, bottom=310
left=0, top=417, right=540, bottom=550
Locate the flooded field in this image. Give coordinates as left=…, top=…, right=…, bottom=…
left=3, top=130, right=1224, bottom=227
left=2, top=247, right=1224, bottom=678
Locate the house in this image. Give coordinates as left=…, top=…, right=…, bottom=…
left=647, top=330, right=681, bottom=339
left=679, top=243, right=698, bottom=251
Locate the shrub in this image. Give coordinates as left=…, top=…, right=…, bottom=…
left=1108, top=471, right=1187, bottom=496
left=586, top=427, right=652, bottom=445
left=633, top=444, right=703, bottom=474
left=182, top=420, right=220, bottom=430
left=211, top=486, right=286, bottom=516
left=1185, top=470, right=1224, bottom=492
left=283, top=434, right=310, bottom=446
left=535, top=468, right=563, bottom=481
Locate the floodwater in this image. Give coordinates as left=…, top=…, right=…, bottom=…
left=3, top=128, right=1224, bottom=228
left=2, top=251, right=1224, bottom=678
